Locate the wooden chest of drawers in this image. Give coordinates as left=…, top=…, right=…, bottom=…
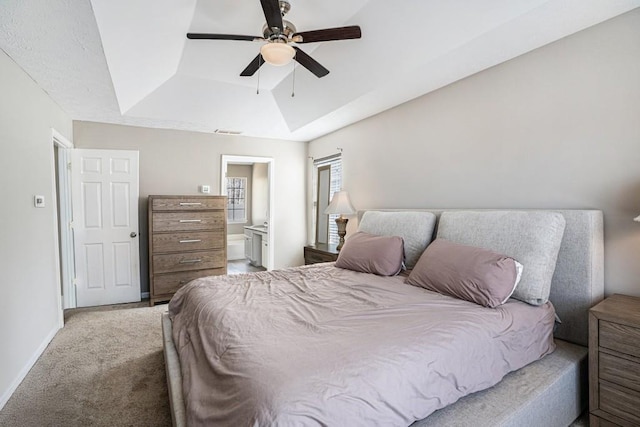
left=589, top=294, right=640, bottom=426
left=148, top=195, right=227, bottom=306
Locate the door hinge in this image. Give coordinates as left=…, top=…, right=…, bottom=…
left=67, top=162, right=72, bottom=171
left=69, top=221, right=74, bottom=229
left=73, top=277, right=78, bottom=285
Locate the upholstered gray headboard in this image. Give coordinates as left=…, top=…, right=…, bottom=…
left=357, top=209, right=604, bottom=347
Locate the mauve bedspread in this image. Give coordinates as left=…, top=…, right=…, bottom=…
left=168, top=263, right=555, bottom=427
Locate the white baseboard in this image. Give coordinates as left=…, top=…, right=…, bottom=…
left=0, top=324, right=61, bottom=411
left=141, top=292, right=149, bottom=299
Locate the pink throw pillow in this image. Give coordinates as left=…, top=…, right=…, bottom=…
left=335, top=231, right=404, bottom=276
left=407, top=239, right=522, bottom=308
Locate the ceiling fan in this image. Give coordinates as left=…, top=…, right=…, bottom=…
left=186, top=0, right=362, bottom=78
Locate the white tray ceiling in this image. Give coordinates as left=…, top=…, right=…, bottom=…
left=1, top=0, right=639, bottom=141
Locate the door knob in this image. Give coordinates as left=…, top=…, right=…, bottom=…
left=130, top=232, right=137, bottom=238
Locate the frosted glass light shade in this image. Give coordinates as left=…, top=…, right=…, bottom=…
left=324, top=191, right=356, bottom=216
left=635, top=215, right=640, bottom=222
left=260, top=43, right=295, bottom=66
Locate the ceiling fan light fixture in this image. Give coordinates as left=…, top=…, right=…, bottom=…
left=260, top=42, right=295, bottom=66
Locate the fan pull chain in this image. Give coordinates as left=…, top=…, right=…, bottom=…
left=256, top=55, right=262, bottom=95
left=291, top=54, right=296, bottom=97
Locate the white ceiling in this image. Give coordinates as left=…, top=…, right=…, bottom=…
left=1, top=0, right=639, bottom=142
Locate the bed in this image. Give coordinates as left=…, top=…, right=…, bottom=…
left=162, top=209, right=604, bottom=426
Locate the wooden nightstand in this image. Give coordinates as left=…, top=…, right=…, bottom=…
left=304, top=243, right=339, bottom=265
left=589, top=294, right=640, bottom=426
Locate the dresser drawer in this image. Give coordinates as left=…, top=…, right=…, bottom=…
left=152, top=197, right=226, bottom=211
left=600, top=352, right=640, bottom=393
left=152, top=211, right=225, bottom=232
left=153, top=268, right=225, bottom=295
left=600, top=320, right=640, bottom=358
left=599, top=381, right=640, bottom=424
left=152, top=230, right=224, bottom=253
left=153, top=250, right=225, bottom=273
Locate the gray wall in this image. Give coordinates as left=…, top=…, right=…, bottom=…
left=0, top=49, right=73, bottom=406
left=309, top=9, right=640, bottom=297
left=73, top=121, right=307, bottom=293
left=226, top=164, right=253, bottom=235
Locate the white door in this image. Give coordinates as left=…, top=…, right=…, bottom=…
left=72, top=149, right=141, bottom=307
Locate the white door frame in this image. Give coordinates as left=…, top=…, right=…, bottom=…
left=221, top=155, right=275, bottom=270
left=51, top=129, right=74, bottom=317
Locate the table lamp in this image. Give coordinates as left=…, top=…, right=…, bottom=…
left=324, top=191, right=356, bottom=250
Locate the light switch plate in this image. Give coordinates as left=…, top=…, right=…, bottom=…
left=200, top=185, right=211, bottom=194
left=34, top=195, right=45, bottom=208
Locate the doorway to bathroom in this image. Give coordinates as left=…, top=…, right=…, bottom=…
left=221, top=155, right=274, bottom=273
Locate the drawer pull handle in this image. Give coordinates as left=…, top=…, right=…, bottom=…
left=179, top=219, right=202, bottom=223
left=179, top=239, right=202, bottom=243
left=179, top=280, right=187, bottom=284
left=179, top=202, right=202, bottom=206
left=180, top=259, right=202, bottom=264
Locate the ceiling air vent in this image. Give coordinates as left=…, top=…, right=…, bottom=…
left=215, top=129, right=242, bottom=135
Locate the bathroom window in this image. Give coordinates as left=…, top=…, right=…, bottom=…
left=226, top=177, right=247, bottom=223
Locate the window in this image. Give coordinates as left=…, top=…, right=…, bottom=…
left=226, top=177, right=247, bottom=223
left=313, top=155, right=342, bottom=245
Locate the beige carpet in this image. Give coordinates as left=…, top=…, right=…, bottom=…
left=0, top=303, right=172, bottom=427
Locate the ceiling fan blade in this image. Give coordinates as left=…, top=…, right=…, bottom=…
left=240, top=54, right=265, bottom=77
left=293, top=26, right=361, bottom=43
left=187, top=33, right=263, bottom=41
left=261, top=0, right=284, bottom=30
left=293, top=47, right=329, bottom=78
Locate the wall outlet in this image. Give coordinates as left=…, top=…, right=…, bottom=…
left=200, top=185, right=211, bottom=194
left=34, top=195, right=45, bottom=208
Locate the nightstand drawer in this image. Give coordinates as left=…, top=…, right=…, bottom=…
left=305, top=251, right=337, bottom=264
left=589, top=415, right=619, bottom=427
left=600, top=352, right=640, bottom=393
left=599, top=381, right=640, bottom=424
left=600, top=320, right=640, bottom=358
left=304, top=244, right=339, bottom=265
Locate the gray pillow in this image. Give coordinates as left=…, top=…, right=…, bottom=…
left=358, top=211, right=436, bottom=269
left=436, top=211, right=566, bottom=306
left=335, top=231, right=404, bottom=276
left=406, top=239, right=523, bottom=308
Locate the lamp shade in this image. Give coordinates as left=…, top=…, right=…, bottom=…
left=260, top=43, right=295, bottom=66
left=324, top=191, right=356, bottom=216
left=635, top=215, right=640, bottom=222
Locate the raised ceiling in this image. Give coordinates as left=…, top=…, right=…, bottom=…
left=1, top=0, right=639, bottom=141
